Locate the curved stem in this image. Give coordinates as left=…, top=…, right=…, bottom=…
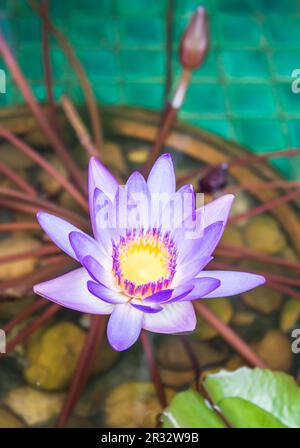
left=56, top=316, right=105, bottom=427
left=0, top=162, right=37, bottom=197
left=0, top=222, right=40, bottom=232
left=0, top=244, right=59, bottom=266
left=2, top=299, right=48, bottom=333
left=140, top=331, right=167, bottom=409
left=0, top=126, right=88, bottom=211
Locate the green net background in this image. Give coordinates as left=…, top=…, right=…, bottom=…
left=1, top=0, right=300, bottom=179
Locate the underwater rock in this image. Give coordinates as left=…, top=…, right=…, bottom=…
left=244, top=215, right=286, bottom=254
left=160, top=368, right=195, bottom=388
left=242, top=285, right=283, bottom=315
left=0, top=296, right=34, bottom=320
left=24, top=321, right=86, bottom=391
left=280, top=299, right=300, bottom=333
left=232, top=311, right=256, bottom=326
left=0, top=143, right=34, bottom=169
left=66, top=417, right=97, bottom=428
left=37, top=154, right=67, bottom=196
left=251, top=330, right=293, bottom=372
left=128, top=147, right=149, bottom=164
left=0, top=407, right=25, bottom=428
left=105, top=382, right=174, bottom=428
left=195, top=298, right=233, bottom=340
left=225, top=355, right=246, bottom=371
left=4, top=387, right=64, bottom=426
left=230, top=191, right=255, bottom=218
left=157, top=337, right=229, bottom=370
left=92, top=341, right=120, bottom=376
left=0, top=236, right=40, bottom=281
left=220, top=226, right=244, bottom=247
left=102, top=142, right=128, bottom=175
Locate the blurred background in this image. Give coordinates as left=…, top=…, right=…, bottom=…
left=1, top=0, right=300, bottom=179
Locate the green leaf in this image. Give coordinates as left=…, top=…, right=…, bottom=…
left=162, top=389, right=226, bottom=428
left=205, top=367, right=300, bottom=428
left=218, top=397, right=287, bottom=428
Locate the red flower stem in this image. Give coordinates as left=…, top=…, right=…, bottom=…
left=42, top=254, right=69, bottom=265
left=40, top=0, right=56, bottom=125
left=0, top=33, right=87, bottom=195
left=142, top=69, right=192, bottom=177
left=28, top=0, right=103, bottom=154
left=0, top=126, right=88, bottom=211
left=60, top=95, right=99, bottom=157
left=0, top=244, right=59, bottom=266
left=2, top=303, right=61, bottom=355
left=0, top=259, right=74, bottom=294
left=229, top=147, right=300, bottom=168
left=217, top=244, right=300, bottom=273
left=266, top=281, right=300, bottom=301
left=0, top=162, right=37, bottom=197
left=0, top=188, right=88, bottom=229
left=223, top=180, right=300, bottom=194
left=193, top=302, right=268, bottom=368
left=229, top=188, right=300, bottom=224
left=56, top=316, right=106, bottom=428
left=180, top=335, right=200, bottom=378
left=2, top=299, right=48, bottom=333
left=140, top=330, right=167, bottom=408
left=0, top=222, right=40, bottom=232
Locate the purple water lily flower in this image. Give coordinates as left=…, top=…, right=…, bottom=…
left=34, top=154, right=265, bottom=351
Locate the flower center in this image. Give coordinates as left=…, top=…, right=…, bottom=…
left=112, top=229, right=176, bottom=299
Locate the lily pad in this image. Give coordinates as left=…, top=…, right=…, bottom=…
left=162, top=389, right=226, bottom=428
left=163, top=368, right=300, bottom=428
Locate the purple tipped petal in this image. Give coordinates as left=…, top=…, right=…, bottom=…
left=33, top=268, right=113, bottom=314
left=69, top=231, right=111, bottom=270
left=107, top=303, right=143, bottom=351
left=176, top=220, right=225, bottom=266
left=126, top=171, right=151, bottom=228
left=82, top=255, right=119, bottom=291
left=165, top=285, right=194, bottom=304
left=130, top=302, right=163, bottom=313
left=88, top=157, right=118, bottom=239
left=143, top=301, right=196, bottom=334
left=37, top=211, right=89, bottom=262
left=160, top=184, right=195, bottom=230
left=196, top=270, right=266, bottom=298
left=144, top=289, right=173, bottom=303
left=172, top=256, right=213, bottom=287
left=87, top=281, right=127, bottom=304
left=177, top=277, right=220, bottom=301
left=147, top=153, right=176, bottom=194
left=93, top=188, right=114, bottom=253
left=201, top=194, right=234, bottom=228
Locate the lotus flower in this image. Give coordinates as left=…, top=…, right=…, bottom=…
left=34, top=154, right=265, bottom=351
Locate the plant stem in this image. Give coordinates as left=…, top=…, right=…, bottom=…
left=28, top=0, right=103, bottom=154
left=0, top=32, right=87, bottom=194
left=56, top=316, right=105, bottom=427
left=2, top=299, right=48, bottom=333
left=223, top=179, right=300, bottom=194
left=229, top=188, right=300, bottom=224
left=61, top=95, right=99, bottom=157
left=0, top=244, right=59, bottom=266
left=0, top=126, right=88, bottom=211
left=0, top=162, right=37, bottom=197
left=140, top=330, right=167, bottom=408
left=0, top=222, right=40, bottom=232
left=193, top=302, right=268, bottom=368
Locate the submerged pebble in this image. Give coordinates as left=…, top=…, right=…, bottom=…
left=0, top=237, right=40, bottom=281
left=244, top=215, right=287, bottom=254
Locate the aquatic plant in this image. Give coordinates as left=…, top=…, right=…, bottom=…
left=0, top=4, right=300, bottom=427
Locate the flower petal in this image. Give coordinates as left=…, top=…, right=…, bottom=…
left=33, top=268, right=113, bottom=314
left=176, top=277, right=220, bottom=301
left=147, top=153, right=175, bottom=194
left=69, top=231, right=111, bottom=270
left=82, top=255, right=119, bottom=291
left=88, top=157, right=118, bottom=240
left=171, top=256, right=213, bottom=287
left=93, top=188, right=114, bottom=253
left=107, top=303, right=143, bottom=351
left=144, top=289, right=173, bottom=303
left=87, top=281, right=127, bottom=304
left=143, top=301, right=196, bottom=333
left=130, top=302, right=163, bottom=313
left=201, top=194, right=234, bottom=228
left=37, top=211, right=89, bottom=262
left=176, top=220, right=225, bottom=266
left=196, top=270, right=266, bottom=298
left=126, top=171, right=151, bottom=229
left=160, top=184, right=195, bottom=231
